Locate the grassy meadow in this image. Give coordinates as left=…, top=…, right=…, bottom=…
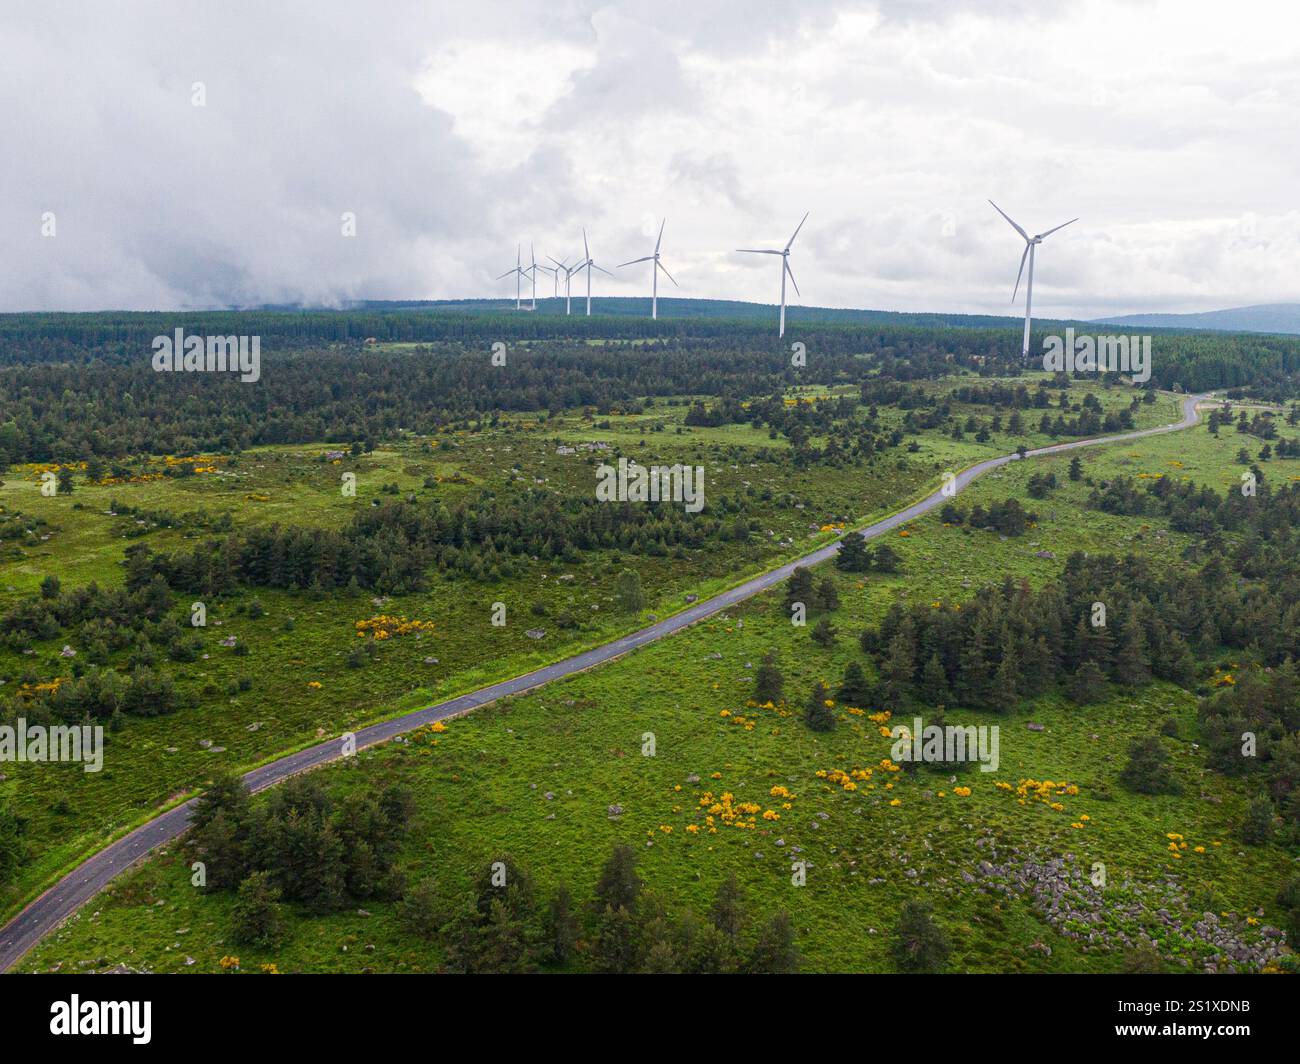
left=10, top=379, right=1297, bottom=973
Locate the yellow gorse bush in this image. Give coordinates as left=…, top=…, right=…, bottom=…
left=355, top=615, right=436, bottom=640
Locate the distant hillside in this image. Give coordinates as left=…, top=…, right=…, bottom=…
left=1093, top=303, right=1300, bottom=336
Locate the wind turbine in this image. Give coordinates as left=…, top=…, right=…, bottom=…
left=736, top=212, right=808, bottom=338
left=495, top=244, right=526, bottom=310
left=575, top=228, right=614, bottom=316
left=521, top=244, right=543, bottom=311
left=989, top=200, right=1077, bottom=357
left=548, top=256, right=579, bottom=315
left=537, top=259, right=561, bottom=299
left=618, top=219, right=678, bottom=319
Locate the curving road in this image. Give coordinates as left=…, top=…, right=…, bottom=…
left=0, top=392, right=1212, bottom=972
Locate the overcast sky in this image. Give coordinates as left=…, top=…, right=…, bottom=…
left=2, top=0, right=1297, bottom=317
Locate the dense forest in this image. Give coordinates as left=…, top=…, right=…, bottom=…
left=2, top=307, right=1300, bottom=466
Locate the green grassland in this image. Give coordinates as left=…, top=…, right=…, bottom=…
left=0, top=385, right=984, bottom=921
left=11, top=381, right=1296, bottom=974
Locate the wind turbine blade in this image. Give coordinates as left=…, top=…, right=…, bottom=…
left=592, top=264, right=615, bottom=277
left=988, top=199, right=1029, bottom=241
left=657, top=261, right=679, bottom=287
left=784, top=259, right=801, bottom=297
left=785, top=211, right=810, bottom=250
left=1012, top=244, right=1029, bottom=303
left=495, top=269, right=517, bottom=280
left=736, top=249, right=781, bottom=255
left=655, top=219, right=665, bottom=254
left=547, top=255, right=565, bottom=269
left=583, top=228, right=590, bottom=261
left=1040, top=217, right=1078, bottom=239
left=618, top=256, right=654, bottom=267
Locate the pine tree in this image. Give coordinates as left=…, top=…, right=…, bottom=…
left=679, top=919, right=737, bottom=974
left=754, top=652, right=784, bottom=704
left=1242, top=795, right=1275, bottom=845
left=891, top=900, right=950, bottom=973
left=230, top=871, right=285, bottom=948
left=958, top=609, right=996, bottom=707
left=745, top=912, right=800, bottom=974
left=881, top=628, right=915, bottom=708
left=591, top=903, right=642, bottom=974
left=709, top=872, right=745, bottom=938
left=472, top=898, right=539, bottom=974
left=785, top=566, right=814, bottom=611
left=1114, top=618, right=1152, bottom=686
left=835, top=532, right=871, bottom=572
left=815, top=576, right=840, bottom=611
left=992, top=645, right=1020, bottom=712
left=594, top=843, right=643, bottom=913
left=804, top=681, right=835, bottom=732
left=1120, top=736, right=1179, bottom=795
left=1067, top=660, right=1108, bottom=705
left=871, top=544, right=902, bottom=573
left=614, top=569, right=645, bottom=613
left=811, top=617, right=837, bottom=647
left=397, top=876, right=442, bottom=940
left=920, top=653, right=949, bottom=706
left=837, top=661, right=872, bottom=706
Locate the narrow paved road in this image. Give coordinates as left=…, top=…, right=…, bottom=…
left=0, top=392, right=1211, bottom=972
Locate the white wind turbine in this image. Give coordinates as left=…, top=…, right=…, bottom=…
left=536, top=258, right=561, bottom=300
left=548, top=256, right=579, bottom=315
left=575, top=228, right=614, bottom=316
left=495, top=244, right=527, bottom=310
left=521, top=244, right=543, bottom=311
left=989, top=200, right=1077, bottom=357
left=618, top=219, right=678, bottom=320
left=737, top=212, right=808, bottom=338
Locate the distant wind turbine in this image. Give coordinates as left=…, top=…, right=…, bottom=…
left=736, top=212, right=808, bottom=338
left=522, top=244, right=543, bottom=311
left=536, top=258, right=561, bottom=299
left=548, top=256, right=580, bottom=315
left=618, top=219, right=678, bottom=320
left=495, top=244, right=527, bottom=310
left=575, top=228, right=614, bottom=316
left=989, top=200, right=1077, bottom=357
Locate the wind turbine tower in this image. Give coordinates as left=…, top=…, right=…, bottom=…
left=575, top=228, right=614, bottom=316
left=736, top=212, right=808, bottom=338
left=989, top=200, right=1077, bottom=357
left=618, top=219, right=678, bottom=320
left=495, top=244, right=527, bottom=310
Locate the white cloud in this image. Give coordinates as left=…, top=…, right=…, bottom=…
left=2, top=0, right=1297, bottom=316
